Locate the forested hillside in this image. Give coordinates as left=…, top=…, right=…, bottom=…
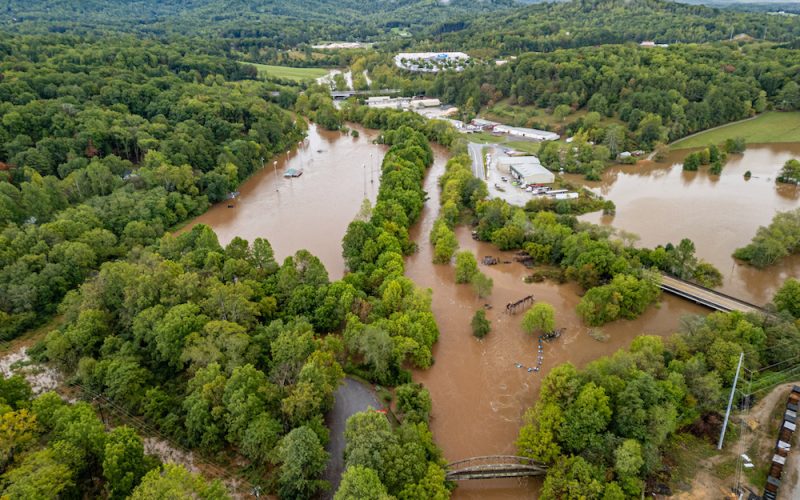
left=425, top=0, right=800, bottom=53
left=428, top=43, right=800, bottom=147
left=3, top=0, right=516, bottom=44
left=0, top=35, right=303, bottom=339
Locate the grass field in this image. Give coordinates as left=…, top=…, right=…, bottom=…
left=671, top=112, right=800, bottom=149
left=243, top=62, right=329, bottom=82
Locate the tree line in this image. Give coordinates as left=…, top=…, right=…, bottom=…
left=425, top=43, right=799, bottom=151
left=426, top=0, right=800, bottom=54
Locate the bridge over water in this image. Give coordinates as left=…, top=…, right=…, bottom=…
left=659, top=274, right=765, bottom=314
left=445, top=456, right=547, bottom=481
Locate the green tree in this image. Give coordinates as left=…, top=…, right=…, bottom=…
left=553, top=105, right=571, bottom=122
left=395, top=383, right=432, bottom=424
left=130, top=464, right=229, bottom=499
left=522, top=302, right=555, bottom=335
left=774, top=278, right=800, bottom=318
left=454, top=251, right=478, bottom=284
left=471, top=272, right=493, bottom=298
left=540, top=455, right=605, bottom=500
left=103, top=426, right=152, bottom=499
left=471, top=310, right=491, bottom=339
left=335, top=466, right=390, bottom=500
left=559, top=382, right=612, bottom=453
left=1, top=447, right=74, bottom=499
left=275, top=426, right=329, bottom=500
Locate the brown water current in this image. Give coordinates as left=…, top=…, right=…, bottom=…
left=406, top=147, right=707, bottom=499
left=181, top=123, right=385, bottom=279
left=572, top=143, right=800, bottom=304
left=181, top=127, right=794, bottom=498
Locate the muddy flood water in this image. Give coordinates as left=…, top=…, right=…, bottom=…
left=407, top=147, right=707, bottom=499
left=182, top=123, right=385, bottom=279
left=573, top=143, right=800, bottom=305
left=182, top=127, right=796, bottom=498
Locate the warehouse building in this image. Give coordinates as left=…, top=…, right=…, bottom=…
left=496, top=156, right=555, bottom=184
left=493, top=125, right=560, bottom=141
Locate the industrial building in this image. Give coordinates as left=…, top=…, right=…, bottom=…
left=493, top=125, right=560, bottom=141
left=496, top=156, right=555, bottom=184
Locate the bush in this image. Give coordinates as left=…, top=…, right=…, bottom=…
left=471, top=310, right=491, bottom=339
left=455, top=251, right=478, bottom=284
left=471, top=272, right=494, bottom=298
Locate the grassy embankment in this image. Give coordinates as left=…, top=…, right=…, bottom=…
left=671, top=112, right=800, bottom=150
left=243, top=62, right=330, bottom=82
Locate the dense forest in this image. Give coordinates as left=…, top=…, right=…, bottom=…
left=3, top=0, right=516, bottom=47
left=0, top=101, right=451, bottom=496
left=427, top=43, right=800, bottom=148
left=426, top=0, right=800, bottom=53
left=0, top=375, right=227, bottom=498
left=0, top=35, right=303, bottom=339
left=517, top=287, right=800, bottom=498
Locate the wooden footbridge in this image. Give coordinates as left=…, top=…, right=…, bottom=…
left=445, top=456, right=547, bottom=481
left=659, top=274, right=764, bottom=314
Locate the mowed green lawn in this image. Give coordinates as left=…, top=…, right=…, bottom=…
left=244, top=62, right=329, bottom=82
left=671, top=112, right=800, bottom=149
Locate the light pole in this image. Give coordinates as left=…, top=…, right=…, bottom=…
left=370, top=153, right=374, bottom=184
left=273, top=160, right=279, bottom=191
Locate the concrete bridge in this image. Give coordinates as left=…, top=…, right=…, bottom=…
left=659, top=274, right=764, bottom=314
left=445, top=455, right=547, bottom=481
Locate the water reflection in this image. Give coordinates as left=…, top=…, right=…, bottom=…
left=574, top=143, right=800, bottom=303
left=407, top=147, right=707, bottom=500
left=181, top=123, right=385, bottom=279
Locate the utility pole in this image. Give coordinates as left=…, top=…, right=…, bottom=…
left=718, top=352, right=744, bottom=450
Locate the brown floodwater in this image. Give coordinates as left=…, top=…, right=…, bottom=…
left=181, top=127, right=791, bottom=498
left=571, top=143, right=800, bottom=305
left=181, top=123, right=385, bottom=279
left=406, top=147, right=707, bottom=499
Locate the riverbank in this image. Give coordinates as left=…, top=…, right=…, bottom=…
left=671, top=112, right=800, bottom=150
left=406, top=144, right=707, bottom=500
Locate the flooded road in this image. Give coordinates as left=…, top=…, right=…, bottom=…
left=573, top=143, right=800, bottom=305
left=406, top=147, right=707, bottom=499
left=182, top=123, right=385, bottom=279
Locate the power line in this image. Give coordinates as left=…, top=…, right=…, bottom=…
left=0, top=336, right=257, bottom=498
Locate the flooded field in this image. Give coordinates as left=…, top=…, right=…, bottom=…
left=573, top=143, right=800, bottom=304
left=182, top=123, right=385, bottom=279
left=407, top=147, right=707, bottom=499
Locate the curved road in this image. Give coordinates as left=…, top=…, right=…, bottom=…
left=322, top=377, right=382, bottom=497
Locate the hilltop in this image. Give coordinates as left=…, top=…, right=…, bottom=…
left=425, top=0, right=800, bottom=53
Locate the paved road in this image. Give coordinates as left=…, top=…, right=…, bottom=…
left=468, top=142, right=486, bottom=179
left=322, top=377, right=382, bottom=497
left=659, top=275, right=762, bottom=314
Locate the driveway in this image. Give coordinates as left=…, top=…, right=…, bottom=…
left=322, top=377, right=382, bottom=496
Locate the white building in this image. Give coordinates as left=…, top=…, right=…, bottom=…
left=493, top=125, right=560, bottom=141
left=394, top=52, right=470, bottom=73
left=496, top=156, right=555, bottom=184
